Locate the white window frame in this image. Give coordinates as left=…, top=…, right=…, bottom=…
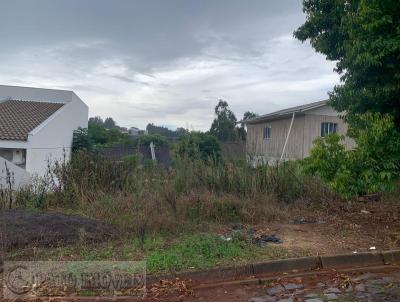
left=321, top=122, right=338, bottom=137
left=263, top=126, right=271, bottom=140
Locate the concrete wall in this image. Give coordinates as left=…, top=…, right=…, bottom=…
left=246, top=105, right=355, bottom=160
left=26, top=98, right=88, bottom=177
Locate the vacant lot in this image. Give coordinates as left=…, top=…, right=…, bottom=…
left=1, top=152, right=399, bottom=274
left=3, top=198, right=399, bottom=275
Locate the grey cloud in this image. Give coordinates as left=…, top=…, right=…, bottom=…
left=0, top=1, right=338, bottom=130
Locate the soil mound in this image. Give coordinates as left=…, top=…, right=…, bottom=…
left=0, top=209, right=117, bottom=251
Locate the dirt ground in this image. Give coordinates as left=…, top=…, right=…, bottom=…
left=234, top=199, right=400, bottom=255
left=1, top=200, right=399, bottom=260
left=0, top=209, right=117, bottom=251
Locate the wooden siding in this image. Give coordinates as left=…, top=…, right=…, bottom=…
left=246, top=109, right=355, bottom=160
left=302, top=114, right=355, bottom=157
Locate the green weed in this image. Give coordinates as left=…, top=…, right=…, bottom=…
left=146, top=233, right=257, bottom=273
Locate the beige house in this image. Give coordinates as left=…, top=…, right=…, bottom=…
left=244, top=100, right=355, bottom=163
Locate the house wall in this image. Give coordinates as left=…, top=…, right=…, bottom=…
left=246, top=115, right=306, bottom=160
left=246, top=105, right=355, bottom=161
left=0, top=85, right=74, bottom=103
left=25, top=98, right=88, bottom=177
left=0, top=156, right=31, bottom=189
left=302, top=114, right=355, bottom=157
left=0, top=149, right=13, bottom=161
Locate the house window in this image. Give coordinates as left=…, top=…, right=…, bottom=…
left=321, top=122, right=338, bottom=137
left=263, top=126, right=271, bottom=139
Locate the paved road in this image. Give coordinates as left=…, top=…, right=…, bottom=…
left=188, top=266, right=400, bottom=302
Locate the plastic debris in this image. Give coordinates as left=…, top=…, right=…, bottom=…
left=293, top=217, right=317, bottom=224
left=255, top=234, right=283, bottom=247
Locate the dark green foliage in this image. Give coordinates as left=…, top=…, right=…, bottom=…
left=72, top=127, right=93, bottom=152
left=103, top=117, right=117, bottom=129
left=303, top=134, right=347, bottom=183
left=88, top=118, right=131, bottom=146
left=303, top=113, right=400, bottom=197
left=121, top=154, right=141, bottom=168
left=242, top=111, right=258, bottom=121
left=134, top=134, right=169, bottom=147
left=295, top=0, right=400, bottom=125
left=88, top=116, right=104, bottom=126
left=146, top=123, right=188, bottom=138
left=175, top=132, right=222, bottom=161
left=210, top=100, right=239, bottom=141
left=238, top=111, right=258, bottom=140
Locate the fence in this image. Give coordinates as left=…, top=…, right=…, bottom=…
left=220, top=141, right=246, bottom=159
left=98, top=144, right=172, bottom=167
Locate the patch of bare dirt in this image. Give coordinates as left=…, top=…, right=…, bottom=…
left=272, top=200, right=400, bottom=254
left=0, top=209, right=117, bottom=251
left=218, top=200, right=400, bottom=255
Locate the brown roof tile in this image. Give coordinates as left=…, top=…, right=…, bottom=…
left=0, top=100, right=64, bottom=141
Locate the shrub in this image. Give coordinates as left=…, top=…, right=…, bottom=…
left=303, top=134, right=346, bottom=183
left=121, top=154, right=141, bottom=168
left=303, top=113, right=400, bottom=198
left=175, top=132, right=221, bottom=161
left=72, top=127, right=93, bottom=152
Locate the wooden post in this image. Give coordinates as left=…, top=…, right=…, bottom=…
left=280, top=112, right=295, bottom=162
left=150, top=142, right=156, bottom=161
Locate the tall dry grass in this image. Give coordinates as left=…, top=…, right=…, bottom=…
left=2, top=151, right=338, bottom=243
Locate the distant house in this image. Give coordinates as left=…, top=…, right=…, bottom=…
left=244, top=100, right=355, bottom=163
left=128, top=127, right=146, bottom=137
left=0, top=85, right=88, bottom=187
left=119, top=127, right=129, bottom=134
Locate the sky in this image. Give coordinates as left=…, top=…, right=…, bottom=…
left=0, top=0, right=339, bottom=131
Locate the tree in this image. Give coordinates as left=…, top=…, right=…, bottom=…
left=176, top=132, right=221, bottom=161
left=104, top=117, right=117, bottom=129
left=242, top=111, right=257, bottom=122
left=294, top=0, right=400, bottom=125
left=303, top=113, right=400, bottom=198
left=146, top=123, right=188, bottom=138
left=72, top=127, right=93, bottom=152
left=210, top=100, right=238, bottom=141
left=238, top=111, right=258, bottom=140
left=89, top=116, right=104, bottom=126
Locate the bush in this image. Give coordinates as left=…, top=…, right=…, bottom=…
left=72, top=128, right=93, bottom=152
left=303, top=113, right=400, bottom=198
left=303, top=134, right=346, bottom=183
left=121, top=154, right=141, bottom=168
left=175, top=132, right=221, bottom=161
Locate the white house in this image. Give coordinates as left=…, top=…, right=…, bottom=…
left=0, top=85, right=88, bottom=187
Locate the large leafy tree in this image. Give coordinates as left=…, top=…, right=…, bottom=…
left=238, top=111, right=258, bottom=140
left=210, top=100, right=238, bottom=141
left=295, top=0, right=400, bottom=125
left=103, top=117, right=117, bottom=129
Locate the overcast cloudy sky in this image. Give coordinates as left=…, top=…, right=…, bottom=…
left=0, top=0, right=338, bottom=130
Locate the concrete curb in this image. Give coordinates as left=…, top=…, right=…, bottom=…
left=1, top=250, right=399, bottom=282
left=147, top=250, right=400, bottom=283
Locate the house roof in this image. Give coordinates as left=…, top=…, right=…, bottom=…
left=0, top=100, right=64, bottom=141
left=243, top=100, right=328, bottom=124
